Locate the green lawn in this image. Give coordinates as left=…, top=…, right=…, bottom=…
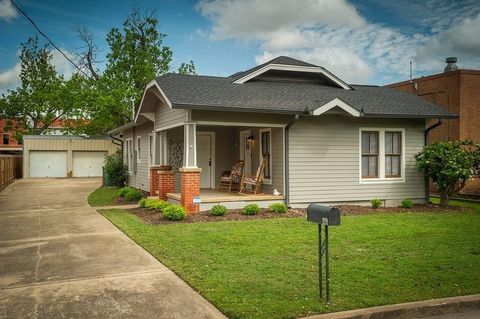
left=88, top=187, right=121, bottom=206
left=100, top=203, right=480, bottom=319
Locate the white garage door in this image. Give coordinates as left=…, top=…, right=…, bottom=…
left=73, top=151, right=106, bottom=177
left=29, top=151, right=67, bottom=177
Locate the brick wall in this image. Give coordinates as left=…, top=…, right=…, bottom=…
left=180, top=168, right=201, bottom=214
left=387, top=69, right=480, bottom=143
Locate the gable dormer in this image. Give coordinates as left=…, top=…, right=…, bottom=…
left=233, top=56, right=352, bottom=90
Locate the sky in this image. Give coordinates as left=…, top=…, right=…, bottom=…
left=1, top=0, right=480, bottom=94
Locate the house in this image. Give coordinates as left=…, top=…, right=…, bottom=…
left=109, top=56, right=455, bottom=212
left=387, top=57, right=480, bottom=194
left=0, top=119, right=23, bottom=154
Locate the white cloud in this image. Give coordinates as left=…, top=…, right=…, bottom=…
left=198, top=0, right=480, bottom=84
left=0, top=0, right=17, bottom=21
left=415, top=13, right=480, bottom=71
left=0, top=50, right=76, bottom=94
left=197, top=0, right=365, bottom=40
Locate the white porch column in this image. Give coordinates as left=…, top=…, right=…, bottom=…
left=183, top=123, right=197, bottom=168
left=155, top=131, right=168, bottom=165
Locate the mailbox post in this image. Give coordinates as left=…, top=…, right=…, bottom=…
left=307, top=204, right=340, bottom=303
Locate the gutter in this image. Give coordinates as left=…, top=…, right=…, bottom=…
left=423, top=119, right=443, bottom=202
left=284, top=114, right=300, bottom=207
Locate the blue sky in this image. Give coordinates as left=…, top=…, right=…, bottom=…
left=1, top=0, right=480, bottom=93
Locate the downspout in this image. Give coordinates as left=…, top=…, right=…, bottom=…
left=424, top=119, right=443, bottom=202
left=284, top=114, right=300, bottom=207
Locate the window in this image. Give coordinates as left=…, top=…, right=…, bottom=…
left=136, top=136, right=141, bottom=162
left=361, top=131, right=379, bottom=178
left=148, top=134, right=154, bottom=166
left=385, top=131, right=401, bottom=177
left=3, top=134, right=9, bottom=145
left=125, top=138, right=132, bottom=173
left=360, top=128, right=404, bottom=183
left=259, top=128, right=272, bottom=182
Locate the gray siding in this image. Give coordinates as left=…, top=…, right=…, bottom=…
left=123, top=122, right=154, bottom=192
left=155, top=101, right=186, bottom=129
left=288, top=116, right=425, bottom=205
left=192, top=110, right=292, bottom=124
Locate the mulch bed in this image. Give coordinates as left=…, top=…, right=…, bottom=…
left=129, top=207, right=306, bottom=225
left=128, top=203, right=472, bottom=225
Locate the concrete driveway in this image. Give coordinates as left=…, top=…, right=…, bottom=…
left=0, top=178, right=226, bottom=319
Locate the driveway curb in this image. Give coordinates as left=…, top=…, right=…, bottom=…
left=301, top=294, right=480, bottom=319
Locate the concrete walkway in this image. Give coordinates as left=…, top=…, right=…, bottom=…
left=0, top=178, right=226, bottom=319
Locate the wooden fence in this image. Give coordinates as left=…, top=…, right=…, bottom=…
left=0, top=155, right=22, bottom=191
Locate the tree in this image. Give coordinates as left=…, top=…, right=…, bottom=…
left=0, top=36, right=74, bottom=137
left=415, top=140, right=480, bottom=206
left=178, top=60, right=197, bottom=75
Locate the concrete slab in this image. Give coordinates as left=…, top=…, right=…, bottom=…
left=0, top=178, right=226, bottom=319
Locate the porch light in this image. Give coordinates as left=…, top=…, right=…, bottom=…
left=246, top=135, right=255, bottom=145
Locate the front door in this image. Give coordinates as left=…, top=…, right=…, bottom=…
left=240, top=130, right=252, bottom=175
left=197, top=132, right=214, bottom=188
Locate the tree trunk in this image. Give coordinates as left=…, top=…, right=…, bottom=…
left=440, top=191, right=449, bottom=207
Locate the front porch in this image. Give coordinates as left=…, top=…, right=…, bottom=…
left=165, top=189, right=285, bottom=211
left=149, top=119, right=286, bottom=213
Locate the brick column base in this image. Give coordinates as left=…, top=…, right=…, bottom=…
left=158, top=171, right=176, bottom=200
left=180, top=167, right=202, bottom=214
left=149, top=165, right=172, bottom=196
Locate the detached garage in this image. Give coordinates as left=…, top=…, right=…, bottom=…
left=23, top=136, right=118, bottom=178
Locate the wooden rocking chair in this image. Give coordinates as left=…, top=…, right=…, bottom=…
left=239, top=157, right=266, bottom=195
left=218, top=160, right=244, bottom=192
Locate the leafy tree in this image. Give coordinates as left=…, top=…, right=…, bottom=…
left=416, top=140, right=480, bottom=206
left=0, top=36, right=74, bottom=137
left=178, top=60, right=197, bottom=75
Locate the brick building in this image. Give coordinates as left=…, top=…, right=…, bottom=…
left=387, top=58, right=480, bottom=194
left=386, top=58, right=480, bottom=144
left=0, top=119, right=23, bottom=154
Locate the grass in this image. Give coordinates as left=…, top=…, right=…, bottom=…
left=99, top=203, right=480, bottom=319
left=88, top=187, right=121, bottom=206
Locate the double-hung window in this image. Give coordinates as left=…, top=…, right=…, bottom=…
left=360, top=128, right=404, bottom=182
left=125, top=138, right=133, bottom=173
left=136, top=136, right=141, bottom=163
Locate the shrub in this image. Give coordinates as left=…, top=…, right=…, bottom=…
left=268, top=203, right=288, bottom=213
left=124, top=188, right=143, bottom=202
left=138, top=198, right=149, bottom=208
left=210, top=204, right=228, bottom=216
left=370, top=198, right=382, bottom=209
left=103, top=150, right=128, bottom=187
left=117, top=186, right=134, bottom=197
left=150, top=200, right=170, bottom=211
left=163, top=204, right=186, bottom=221
left=401, top=198, right=414, bottom=209
left=243, top=204, right=260, bottom=215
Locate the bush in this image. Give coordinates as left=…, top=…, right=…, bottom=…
left=103, top=150, right=128, bottom=187
left=117, top=186, right=135, bottom=197
left=370, top=198, right=382, bottom=209
left=163, top=204, right=186, bottom=221
left=268, top=203, right=288, bottom=213
left=139, top=198, right=170, bottom=211
left=401, top=198, right=414, bottom=209
left=150, top=200, right=170, bottom=211
left=124, top=188, right=143, bottom=202
left=210, top=205, right=228, bottom=216
left=243, top=204, right=260, bottom=215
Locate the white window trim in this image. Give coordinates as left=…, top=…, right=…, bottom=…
left=148, top=133, right=154, bottom=177
left=359, top=128, right=405, bottom=184
left=259, top=128, right=273, bottom=185
left=136, top=136, right=142, bottom=163
left=125, top=138, right=133, bottom=175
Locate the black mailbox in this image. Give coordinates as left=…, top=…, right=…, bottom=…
left=307, top=204, right=340, bottom=226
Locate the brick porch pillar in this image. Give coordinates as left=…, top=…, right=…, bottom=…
left=150, top=166, right=173, bottom=196
left=180, top=167, right=202, bottom=214
left=158, top=170, right=176, bottom=200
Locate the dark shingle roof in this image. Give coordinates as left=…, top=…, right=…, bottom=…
left=155, top=73, right=456, bottom=118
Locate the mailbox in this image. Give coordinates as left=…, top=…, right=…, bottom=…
left=307, top=204, right=340, bottom=226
